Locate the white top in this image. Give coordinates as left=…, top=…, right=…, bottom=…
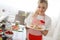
left=25, top=13, right=51, bottom=35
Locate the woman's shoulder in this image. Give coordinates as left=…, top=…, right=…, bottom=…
left=45, top=15, right=51, bottom=21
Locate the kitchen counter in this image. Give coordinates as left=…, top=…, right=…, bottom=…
left=12, top=25, right=26, bottom=40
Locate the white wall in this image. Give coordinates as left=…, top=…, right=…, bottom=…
left=0, top=0, right=38, bottom=12
left=46, top=0, right=60, bottom=23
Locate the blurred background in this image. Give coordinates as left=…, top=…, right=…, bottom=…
left=0, top=0, right=60, bottom=40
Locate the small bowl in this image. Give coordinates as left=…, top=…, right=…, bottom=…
left=0, top=32, right=3, bottom=34
left=4, top=31, right=13, bottom=38
left=5, top=33, right=13, bottom=38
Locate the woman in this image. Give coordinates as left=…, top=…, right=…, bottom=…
left=25, top=0, right=51, bottom=40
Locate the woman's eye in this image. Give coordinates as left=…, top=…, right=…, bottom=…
left=43, top=7, right=45, bottom=9
left=38, top=6, right=40, bottom=8
left=38, top=6, right=45, bottom=9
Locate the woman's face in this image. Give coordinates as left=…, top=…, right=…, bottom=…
left=37, top=3, right=47, bottom=14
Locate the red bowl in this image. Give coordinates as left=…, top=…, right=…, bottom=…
left=5, top=31, right=13, bottom=38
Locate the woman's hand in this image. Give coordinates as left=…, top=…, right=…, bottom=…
left=30, top=24, right=44, bottom=31
left=41, top=30, right=48, bottom=36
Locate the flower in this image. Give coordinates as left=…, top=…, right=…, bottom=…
left=39, top=20, right=45, bottom=25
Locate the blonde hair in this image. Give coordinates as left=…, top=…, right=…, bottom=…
left=38, top=0, right=48, bottom=6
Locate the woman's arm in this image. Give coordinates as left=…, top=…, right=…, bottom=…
left=41, top=16, right=51, bottom=36
left=41, top=30, right=48, bottom=36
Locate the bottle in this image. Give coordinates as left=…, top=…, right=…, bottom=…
left=0, top=34, right=2, bottom=40
left=1, top=20, right=6, bottom=31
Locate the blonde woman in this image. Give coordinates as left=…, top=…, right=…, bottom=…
left=25, top=0, right=51, bottom=40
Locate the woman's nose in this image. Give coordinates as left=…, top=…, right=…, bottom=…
left=39, top=8, right=43, bottom=11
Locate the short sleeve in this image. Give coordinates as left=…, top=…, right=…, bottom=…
left=45, top=16, right=51, bottom=30
left=24, top=13, right=33, bottom=27
left=24, top=17, right=32, bottom=27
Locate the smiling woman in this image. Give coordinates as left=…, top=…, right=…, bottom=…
left=24, top=0, right=52, bottom=40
